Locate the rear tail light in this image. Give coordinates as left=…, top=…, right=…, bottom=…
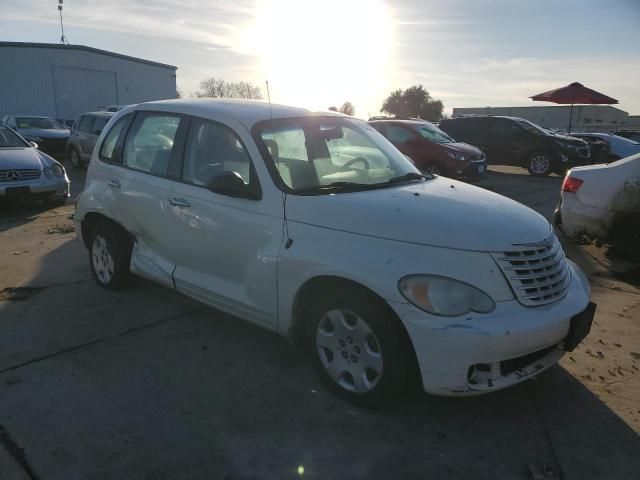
left=562, top=176, right=583, bottom=193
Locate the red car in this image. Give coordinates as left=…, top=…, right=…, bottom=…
left=369, top=119, right=486, bottom=180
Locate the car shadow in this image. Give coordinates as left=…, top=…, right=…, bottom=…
left=0, top=235, right=638, bottom=479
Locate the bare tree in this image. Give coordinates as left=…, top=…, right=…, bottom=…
left=338, top=101, right=355, bottom=116
left=196, top=77, right=263, bottom=100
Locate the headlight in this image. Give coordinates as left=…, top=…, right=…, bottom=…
left=399, top=275, right=495, bottom=316
left=51, top=163, right=65, bottom=177
left=446, top=151, right=466, bottom=161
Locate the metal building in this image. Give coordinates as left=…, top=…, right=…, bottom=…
left=0, top=41, right=177, bottom=123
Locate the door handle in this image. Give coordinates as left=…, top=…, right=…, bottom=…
left=107, top=179, right=121, bottom=188
left=169, top=197, right=191, bottom=207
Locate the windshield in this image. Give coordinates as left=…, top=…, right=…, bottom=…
left=256, top=117, right=421, bottom=194
left=0, top=126, right=29, bottom=148
left=16, top=117, right=65, bottom=129
left=410, top=122, right=455, bottom=144
left=514, top=119, right=549, bottom=135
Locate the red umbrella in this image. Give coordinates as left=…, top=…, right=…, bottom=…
left=530, top=82, right=618, bottom=132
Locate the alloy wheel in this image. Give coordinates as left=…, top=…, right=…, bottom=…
left=92, top=235, right=114, bottom=284
left=530, top=155, right=550, bottom=175
left=316, top=309, right=383, bottom=393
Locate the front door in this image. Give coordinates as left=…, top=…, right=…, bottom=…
left=167, top=116, right=283, bottom=329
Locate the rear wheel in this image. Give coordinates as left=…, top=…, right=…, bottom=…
left=306, top=287, right=414, bottom=406
left=527, top=152, right=554, bottom=176
left=88, top=221, right=132, bottom=290
left=69, top=148, right=83, bottom=169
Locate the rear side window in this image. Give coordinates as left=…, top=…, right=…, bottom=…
left=123, top=113, right=181, bottom=177
left=183, top=118, right=254, bottom=186
left=491, top=119, right=520, bottom=137
left=99, top=115, right=131, bottom=163
left=78, top=115, right=93, bottom=133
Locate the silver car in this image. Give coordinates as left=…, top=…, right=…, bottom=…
left=0, top=124, right=70, bottom=205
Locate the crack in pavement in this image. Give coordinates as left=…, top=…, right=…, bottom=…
left=0, top=280, right=91, bottom=302
left=0, top=308, right=205, bottom=375
left=0, top=424, right=40, bottom=480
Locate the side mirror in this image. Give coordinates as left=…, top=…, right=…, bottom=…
left=208, top=170, right=259, bottom=200
left=29, top=141, right=39, bottom=149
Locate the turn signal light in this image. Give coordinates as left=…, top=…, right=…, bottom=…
left=562, top=176, right=583, bottom=193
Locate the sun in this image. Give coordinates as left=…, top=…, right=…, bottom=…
left=242, top=0, right=395, bottom=116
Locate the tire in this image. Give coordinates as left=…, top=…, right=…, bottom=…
left=88, top=221, right=132, bottom=290
left=306, top=287, right=414, bottom=406
left=611, top=214, right=640, bottom=262
left=527, top=152, right=554, bottom=176
left=69, top=148, right=84, bottom=169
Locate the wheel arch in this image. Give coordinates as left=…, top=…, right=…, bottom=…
left=81, top=212, right=133, bottom=250
left=289, top=275, right=419, bottom=373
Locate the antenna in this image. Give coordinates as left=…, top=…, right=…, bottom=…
left=58, top=0, right=70, bottom=45
left=265, top=80, right=293, bottom=249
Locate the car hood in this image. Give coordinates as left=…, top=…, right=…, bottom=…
left=286, top=176, right=552, bottom=252
left=554, top=134, right=586, bottom=146
left=18, top=128, right=70, bottom=139
left=0, top=147, right=45, bottom=170
left=443, top=142, right=483, bottom=157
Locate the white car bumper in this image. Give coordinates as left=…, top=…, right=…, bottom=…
left=390, top=261, right=592, bottom=396
left=558, top=192, right=614, bottom=240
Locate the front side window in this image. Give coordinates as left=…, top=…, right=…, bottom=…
left=0, top=126, right=29, bottom=148
left=79, top=115, right=93, bottom=133
left=123, top=113, right=181, bottom=176
left=182, top=118, right=254, bottom=187
left=257, top=117, right=420, bottom=194
left=99, top=114, right=131, bottom=163
left=93, top=117, right=109, bottom=135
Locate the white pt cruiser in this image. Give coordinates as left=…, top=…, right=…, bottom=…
left=75, top=99, right=595, bottom=405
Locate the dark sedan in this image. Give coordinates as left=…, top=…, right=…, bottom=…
left=1, top=115, right=70, bottom=160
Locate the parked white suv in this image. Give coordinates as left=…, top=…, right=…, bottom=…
left=75, top=99, right=594, bottom=404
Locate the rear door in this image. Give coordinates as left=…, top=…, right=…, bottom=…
left=486, top=118, right=523, bottom=165
left=115, top=111, right=187, bottom=288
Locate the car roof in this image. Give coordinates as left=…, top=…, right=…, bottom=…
left=82, top=111, right=115, bottom=117
left=368, top=119, right=430, bottom=125
left=14, top=115, right=51, bottom=119
left=132, top=98, right=345, bottom=129
left=448, top=115, right=527, bottom=121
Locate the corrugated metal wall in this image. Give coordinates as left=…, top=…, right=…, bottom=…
left=0, top=45, right=176, bottom=122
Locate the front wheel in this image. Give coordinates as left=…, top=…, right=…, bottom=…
left=527, top=152, right=554, bottom=176
left=307, top=289, right=414, bottom=406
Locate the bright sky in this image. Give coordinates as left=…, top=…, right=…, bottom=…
left=2, top=0, right=639, bottom=118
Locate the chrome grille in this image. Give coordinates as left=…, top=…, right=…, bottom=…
left=0, top=169, right=41, bottom=182
left=491, top=233, right=570, bottom=307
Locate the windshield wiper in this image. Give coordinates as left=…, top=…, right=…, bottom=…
left=386, top=172, right=430, bottom=184
left=295, top=181, right=382, bottom=195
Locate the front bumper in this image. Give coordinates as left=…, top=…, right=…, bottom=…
left=390, top=261, right=591, bottom=396
left=0, top=175, right=70, bottom=200
left=455, top=160, right=487, bottom=181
